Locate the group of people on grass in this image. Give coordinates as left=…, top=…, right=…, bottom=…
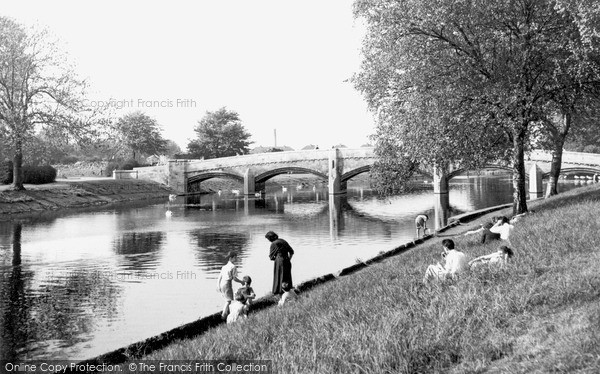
left=423, top=238, right=514, bottom=282
left=217, top=213, right=525, bottom=322
left=217, top=231, right=298, bottom=324
left=423, top=213, right=524, bottom=282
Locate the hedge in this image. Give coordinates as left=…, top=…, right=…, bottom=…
left=1, top=160, right=13, bottom=185
left=1, top=162, right=57, bottom=184
left=104, top=159, right=142, bottom=177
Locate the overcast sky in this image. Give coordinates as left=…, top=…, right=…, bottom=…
left=1, top=0, right=375, bottom=151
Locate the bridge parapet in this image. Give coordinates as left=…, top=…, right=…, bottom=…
left=529, top=150, right=600, bottom=166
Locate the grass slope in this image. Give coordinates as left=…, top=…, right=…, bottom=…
left=115, top=184, right=600, bottom=374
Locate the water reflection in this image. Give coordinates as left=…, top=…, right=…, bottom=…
left=0, top=222, right=122, bottom=360
left=113, top=231, right=164, bottom=274
left=187, top=231, right=250, bottom=272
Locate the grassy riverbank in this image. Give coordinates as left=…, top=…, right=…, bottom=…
left=115, top=184, right=600, bottom=373
left=0, top=179, right=173, bottom=218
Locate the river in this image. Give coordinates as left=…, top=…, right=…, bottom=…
left=0, top=174, right=590, bottom=361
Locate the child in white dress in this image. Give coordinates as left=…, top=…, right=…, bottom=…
left=226, top=290, right=248, bottom=324
left=278, top=282, right=298, bottom=306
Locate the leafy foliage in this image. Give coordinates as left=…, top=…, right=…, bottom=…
left=114, top=111, right=167, bottom=160
left=186, top=107, right=252, bottom=159
left=353, top=0, right=600, bottom=212
left=0, top=160, right=13, bottom=184
left=0, top=17, right=101, bottom=190
left=22, top=165, right=57, bottom=184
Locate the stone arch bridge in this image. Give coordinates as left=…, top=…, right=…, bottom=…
left=135, top=148, right=600, bottom=195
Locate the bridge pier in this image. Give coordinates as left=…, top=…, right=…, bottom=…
left=243, top=169, right=255, bottom=196
left=168, top=160, right=190, bottom=194
left=433, top=166, right=449, bottom=194
left=328, top=148, right=345, bottom=195
left=434, top=193, right=450, bottom=230
left=529, top=163, right=544, bottom=199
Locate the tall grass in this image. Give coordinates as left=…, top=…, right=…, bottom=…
left=115, top=184, right=600, bottom=373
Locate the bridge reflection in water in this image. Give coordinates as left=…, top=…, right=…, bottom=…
left=186, top=184, right=459, bottom=241
left=184, top=173, right=591, bottom=241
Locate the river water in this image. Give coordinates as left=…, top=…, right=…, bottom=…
left=0, top=174, right=590, bottom=361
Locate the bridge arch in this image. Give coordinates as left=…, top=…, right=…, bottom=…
left=187, top=172, right=244, bottom=191
left=255, top=167, right=328, bottom=184
left=551, top=167, right=600, bottom=178
left=446, top=165, right=514, bottom=181
left=341, top=165, right=371, bottom=184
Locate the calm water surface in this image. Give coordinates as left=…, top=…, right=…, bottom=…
left=0, top=174, right=589, bottom=360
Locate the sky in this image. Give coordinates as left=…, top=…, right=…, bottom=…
left=1, top=0, right=376, bottom=151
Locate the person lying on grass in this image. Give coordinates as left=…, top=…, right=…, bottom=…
left=423, top=239, right=469, bottom=283
left=469, top=245, right=514, bottom=269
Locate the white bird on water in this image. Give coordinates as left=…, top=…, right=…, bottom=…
left=168, top=194, right=177, bottom=202
left=282, top=186, right=288, bottom=192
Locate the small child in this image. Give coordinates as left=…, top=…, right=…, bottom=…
left=226, top=290, right=248, bottom=324
left=278, top=282, right=298, bottom=306
left=239, top=275, right=256, bottom=306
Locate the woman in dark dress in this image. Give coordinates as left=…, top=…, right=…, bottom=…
left=265, top=231, right=294, bottom=295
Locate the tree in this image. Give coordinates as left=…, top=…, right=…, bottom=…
left=0, top=17, right=95, bottom=190
left=187, top=107, right=252, bottom=159
left=114, top=111, right=167, bottom=161
left=164, top=139, right=182, bottom=158
left=354, top=0, right=600, bottom=214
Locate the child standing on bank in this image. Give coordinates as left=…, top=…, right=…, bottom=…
left=217, top=251, right=244, bottom=320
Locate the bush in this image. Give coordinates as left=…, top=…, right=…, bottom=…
left=59, top=155, right=80, bottom=164
left=104, top=159, right=141, bottom=177
left=104, top=162, right=119, bottom=177
left=22, top=165, right=57, bottom=184
left=118, top=159, right=141, bottom=170
left=1, top=160, right=13, bottom=184
left=583, top=145, right=600, bottom=154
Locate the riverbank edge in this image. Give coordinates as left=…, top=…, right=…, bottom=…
left=68, top=202, right=512, bottom=369
left=0, top=179, right=177, bottom=220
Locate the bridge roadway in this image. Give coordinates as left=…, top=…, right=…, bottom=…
left=134, top=148, right=600, bottom=195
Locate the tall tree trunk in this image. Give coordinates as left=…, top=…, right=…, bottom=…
left=11, top=138, right=25, bottom=191
left=545, top=111, right=570, bottom=198
left=512, top=125, right=528, bottom=215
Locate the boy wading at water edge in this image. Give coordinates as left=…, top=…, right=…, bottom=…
left=415, top=214, right=429, bottom=238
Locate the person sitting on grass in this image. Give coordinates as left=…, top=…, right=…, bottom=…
left=239, top=275, right=256, bottom=306
left=480, top=222, right=501, bottom=244
left=278, top=282, right=298, bottom=306
left=423, top=239, right=469, bottom=283
left=489, top=216, right=514, bottom=242
left=469, top=245, right=514, bottom=269
left=226, top=290, right=248, bottom=324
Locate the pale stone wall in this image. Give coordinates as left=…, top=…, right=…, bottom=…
left=134, top=164, right=169, bottom=185
left=52, top=161, right=108, bottom=178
